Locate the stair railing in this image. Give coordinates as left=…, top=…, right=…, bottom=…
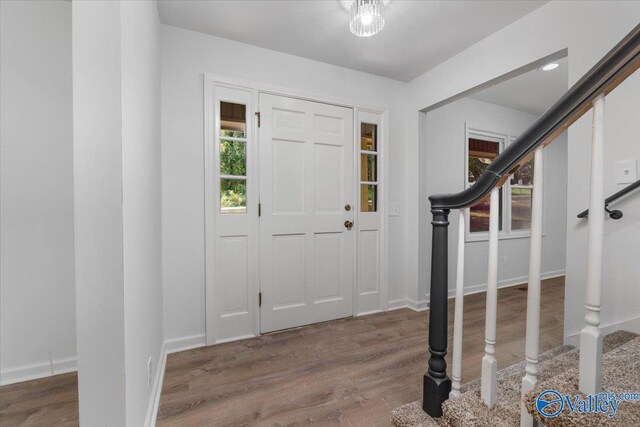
left=422, top=23, right=640, bottom=421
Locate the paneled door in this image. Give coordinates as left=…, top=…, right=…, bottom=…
left=259, top=94, right=355, bottom=333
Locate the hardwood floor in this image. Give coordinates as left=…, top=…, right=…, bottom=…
left=0, top=277, right=564, bottom=426
left=156, top=277, right=565, bottom=426
left=0, top=372, right=78, bottom=426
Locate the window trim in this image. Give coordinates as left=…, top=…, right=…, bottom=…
left=464, top=125, right=540, bottom=243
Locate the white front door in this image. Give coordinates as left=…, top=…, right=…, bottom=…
left=259, top=94, right=355, bottom=333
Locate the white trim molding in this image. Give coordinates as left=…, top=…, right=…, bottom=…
left=164, top=333, right=207, bottom=354
left=144, top=342, right=167, bottom=427
left=0, top=356, right=77, bottom=386
left=391, top=270, right=566, bottom=314
left=566, top=315, right=640, bottom=348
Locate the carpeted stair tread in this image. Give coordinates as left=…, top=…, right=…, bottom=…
left=391, top=344, right=573, bottom=427
left=391, top=330, right=638, bottom=427
left=524, top=335, right=640, bottom=426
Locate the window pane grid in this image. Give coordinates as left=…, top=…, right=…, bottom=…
left=220, top=101, right=248, bottom=214
left=360, top=122, right=379, bottom=212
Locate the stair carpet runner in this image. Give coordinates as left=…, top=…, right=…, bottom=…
left=391, top=331, right=640, bottom=427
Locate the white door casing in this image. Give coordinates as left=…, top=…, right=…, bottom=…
left=204, top=75, right=388, bottom=345
left=259, top=94, right=355, bottom=333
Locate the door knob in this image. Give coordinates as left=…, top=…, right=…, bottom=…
left=344, top=220, right=354, bottom=230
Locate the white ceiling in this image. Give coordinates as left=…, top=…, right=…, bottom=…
left=470, top=56, right=568, bottom=116
left=157, top=0, right=547, bottom=82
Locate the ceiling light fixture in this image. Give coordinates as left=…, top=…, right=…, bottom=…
left=350, top=0, right=385, bottom=37
left=539, top=62, right=559, bottom=71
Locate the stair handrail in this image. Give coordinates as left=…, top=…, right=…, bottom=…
left=577, top=178, right=640, bottom=219
left=422, top=23, right=640, bottom=419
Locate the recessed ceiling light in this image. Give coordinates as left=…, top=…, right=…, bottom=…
left=539, top=63, right=559, bottom=72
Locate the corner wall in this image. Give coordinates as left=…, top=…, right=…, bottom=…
left=72, top=1, right=163, bottom=425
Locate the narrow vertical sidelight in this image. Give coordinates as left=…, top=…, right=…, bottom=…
left=423, top=207, right=451, bottom=417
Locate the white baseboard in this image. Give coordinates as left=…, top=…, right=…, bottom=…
left=164, top=333, right=206, bottom=354
left=565, top=315, right=640, bottom=348
left=393, top=270, right=565, bottom=313
left=406, top=298, right=429, bottom=312
left=144, top=333, right=208, bottom=426
left=447, top=269, right=566, bottom=299
left=387, top=299, right=407, bottom=311
left=144, top=342, right=166, bottom=427
left=0, top=356, right=77, bottom=386
left=356, top=309, right=383, bottom=317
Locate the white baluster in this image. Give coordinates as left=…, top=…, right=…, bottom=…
left=521, top=147, right=544, bottom=426
left=481, top=187, right=499, bottom=407
left=450, top=210, right=466, bottom=398
left=579, top=94, right=605, bottom=394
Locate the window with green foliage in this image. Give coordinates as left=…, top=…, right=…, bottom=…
left=219, top=102, right=247, bottom=214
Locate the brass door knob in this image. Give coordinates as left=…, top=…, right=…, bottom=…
left=344, top=220, right=354, bottom=230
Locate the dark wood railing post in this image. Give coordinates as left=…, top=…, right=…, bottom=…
left=423, top=207, right=451, bottom=417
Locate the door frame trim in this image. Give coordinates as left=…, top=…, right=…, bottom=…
left=204, top=73, right=389, bottom=345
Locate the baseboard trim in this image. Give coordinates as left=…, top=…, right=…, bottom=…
left=396, top=270, right=566, bottom=313
left=447, top=269, right=566, bottom=299
left=387, top=299, right=407, bottom=311
left=214, top=334, right=256, bottom=345
left=0, top=356, right=77, bottom=386
left=356, top=309, right=383, bottom=317
left=164, top=333, right=206, bottom=354
left=565, top=315, right=640, bottom=348
left=144, top=342, right=166, bottom=427
left=406, top=298, right=429, bottom=312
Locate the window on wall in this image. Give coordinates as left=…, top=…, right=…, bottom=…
left=510, top=157, right=534, bottom=230
left=360, top=123, right=378, bottom=212
left=468, top=137, right=503, bottom=233
left=467, top=129, right=536, bottom=239
left=219, top=101, right=247, bottom=214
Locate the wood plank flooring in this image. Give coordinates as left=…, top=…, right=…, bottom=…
left=156, top=277, right=564, bottom=426
left=0, top=277, right=564, bottom=427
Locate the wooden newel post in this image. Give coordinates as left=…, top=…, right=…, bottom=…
left=423, top=207, right=451, bottom=417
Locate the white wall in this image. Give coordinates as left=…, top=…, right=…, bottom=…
left=121, top=2, right=164, bottom=426
left=73, top=1, right=163, bottom=425
left=404, top=1, right=640, bottom=338
left=564, top=60, right=640, bottom=344
left=0, top=0, right=76, bottom=385
left=161, top=24, right=409, bottom=344
left=423, top=98, right=567, bottom=301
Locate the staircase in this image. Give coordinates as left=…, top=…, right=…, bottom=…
left=396, top=24, right=640, bottom=427
left=391, top=331, right=639, bottom=426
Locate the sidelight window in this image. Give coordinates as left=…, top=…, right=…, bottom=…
left=219, top=101, right=247, bottom=214
left=360, top=123, right=378, bottom=212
